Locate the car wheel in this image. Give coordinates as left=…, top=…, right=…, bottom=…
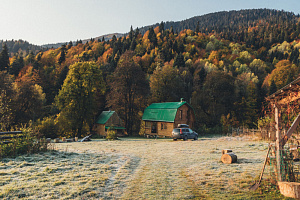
left=183, top=135, right=188, bottom=141
left=194, top=136, right=198, bottom=140
left=173, top=138, right=177, bottom=141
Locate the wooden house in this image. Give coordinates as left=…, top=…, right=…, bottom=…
left=94, top=111, right=127, bottom=137
left=142, top=100, right=195, bottom=137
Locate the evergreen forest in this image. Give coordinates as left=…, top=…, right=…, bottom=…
left=1, top=8, right=300, bottom=138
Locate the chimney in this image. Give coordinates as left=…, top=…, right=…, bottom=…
left=180, top=98, right=185, bottom=102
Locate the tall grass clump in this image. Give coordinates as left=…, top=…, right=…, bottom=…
left=0, top=124, right=48, bottom=159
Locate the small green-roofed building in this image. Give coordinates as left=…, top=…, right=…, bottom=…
left=94, top=111, right=127, bottom=136
left=142, top=100, right=195, bottom=137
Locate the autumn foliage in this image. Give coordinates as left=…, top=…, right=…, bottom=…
left=1, top=9, right=300, bottom=136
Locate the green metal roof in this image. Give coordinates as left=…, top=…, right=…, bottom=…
left=96, top=111, right=115, bottom=124
left=142, top=101, right=191, bottom=122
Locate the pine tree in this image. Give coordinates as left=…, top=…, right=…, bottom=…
left=195, top=21, right=200, bottom=33
left=10, top=55, right=24, bottom=76
left=0, top=44, right=10, bottom=71
left=129, top=25, right=134, bottom=41
left=67, top=41, right=73, bottom=49
left=159, top=21, right=164, bottom=33
left=111, top=35, right=117, bottom=44
left=173, top=53, right=185, bottom=68
left=148, top=27, right=157, bottom=46
left=135, top=27, right=140, bottom=38
left=170, top=26, right=174, bottom=35
left=58, top=45, right=66, bottom=65
left=269, top=80, right=277, bottom=95
left=130, top=38, right=137, bottom=51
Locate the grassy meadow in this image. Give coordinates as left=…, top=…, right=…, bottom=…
left=0, top=136, right=291, bottom=199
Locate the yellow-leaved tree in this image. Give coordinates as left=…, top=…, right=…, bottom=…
left=55, top=61, right=105, bottom=137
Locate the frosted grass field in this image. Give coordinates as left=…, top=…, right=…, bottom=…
left=0, top=136, right=286, bottom=199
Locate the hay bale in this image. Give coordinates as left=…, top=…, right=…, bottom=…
left=221, top=153, right=237, bottom=164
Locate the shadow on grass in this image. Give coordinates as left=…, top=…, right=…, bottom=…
left=237, top=158, right=263, bottom=164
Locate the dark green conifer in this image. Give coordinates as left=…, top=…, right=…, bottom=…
left=129, top=25, right=134, bottom=41
left=0, top=44, right=10, bottom=71
left=269, top=80, right=277, bottom=95
left=195, top=21, right=200, bottom=33
left=135, top=27, right=140, bottom=38
left=58, top=45, right=66, bottom=65
left=159, top=21, right=164, bottom=33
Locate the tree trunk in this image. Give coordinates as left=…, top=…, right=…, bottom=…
left=221, top=153, right=237, bottom=164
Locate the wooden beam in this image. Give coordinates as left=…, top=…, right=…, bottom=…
left=282, top=113, right=300, bottom=146
left=275, top=106, right=282, bottom=181
left=277, top=92, right=300, bottom=105
left=0, top=131, right=22, bottom=136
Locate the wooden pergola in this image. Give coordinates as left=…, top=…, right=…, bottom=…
left=266, top=77, right=300, bottom=181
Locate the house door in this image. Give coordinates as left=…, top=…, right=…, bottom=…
left=151, top=122, right=157, bottom=133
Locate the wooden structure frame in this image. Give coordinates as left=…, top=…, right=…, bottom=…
left=0, top=131, right=23, bottom=144
left=266, top=77, right=300, bottom=181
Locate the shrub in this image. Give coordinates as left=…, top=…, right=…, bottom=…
left=36, top=116, right=59, bottom=139
left=0, top=124, right=48, bottom=159
left=106, top=128, right=117, bottom=140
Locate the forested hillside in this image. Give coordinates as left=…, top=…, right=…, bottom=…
left=0, top=39, right=42, bottom=56
left=1, top=8, right=300, bottom=138
left=141, top=9, right=300, bottom=49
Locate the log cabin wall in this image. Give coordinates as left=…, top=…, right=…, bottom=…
left=95, top=124, right=106, bottom=136
left=144, top=122, right=174, bottom=137
left=174, top=105, right=195, bottom=128
left=157, top=122, right=174, bottom=137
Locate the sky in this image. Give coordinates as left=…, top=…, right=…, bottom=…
left=0, top=0, right=299, bottom=45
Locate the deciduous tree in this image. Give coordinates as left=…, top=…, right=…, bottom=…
left=108, top=51, right=149, bottom=135
left=55, top=62, right=105, bottom=137
left=0, top=71, right=15, bottom=130
left=150, top=64, right=185, bottom=103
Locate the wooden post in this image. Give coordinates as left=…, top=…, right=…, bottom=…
left=275, top=105, right=282, bottom=181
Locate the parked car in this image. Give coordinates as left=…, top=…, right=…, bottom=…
left=172, top=128, right=198, bottom=141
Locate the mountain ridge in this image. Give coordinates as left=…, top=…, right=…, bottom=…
left=2, top=8, right=300, bottom=55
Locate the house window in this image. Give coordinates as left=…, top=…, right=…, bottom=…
left=161, top=123, right=163, bottom=130
left=164, top=124, right=167, bottom=129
